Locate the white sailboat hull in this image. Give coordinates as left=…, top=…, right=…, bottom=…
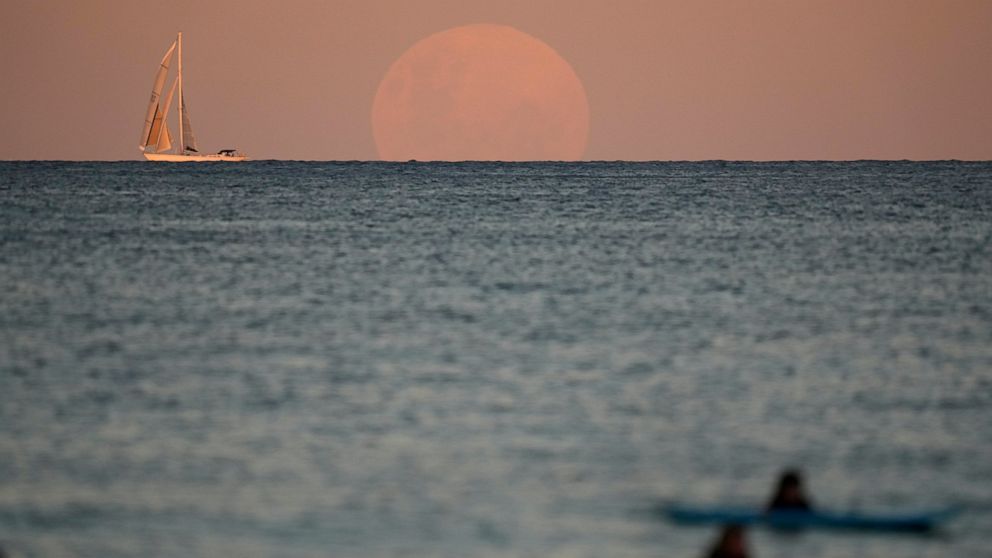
left=143, top=152, right=248, bottom=162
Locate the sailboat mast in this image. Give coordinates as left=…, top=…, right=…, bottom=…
left=177, top=32, right=184, bottom=154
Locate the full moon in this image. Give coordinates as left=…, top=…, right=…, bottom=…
left=372, top=24, right=590, bottom=161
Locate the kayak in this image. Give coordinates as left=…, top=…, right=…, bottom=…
left=662, top=503, right=958, bottom=532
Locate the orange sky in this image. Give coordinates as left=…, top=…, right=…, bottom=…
left=1, top=0, right=990, bottom=160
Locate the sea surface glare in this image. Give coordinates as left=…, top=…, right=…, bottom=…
left=1, top=161, right=991, bottom=557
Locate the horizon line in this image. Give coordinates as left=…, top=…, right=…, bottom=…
left=2, top=158, right=991, bottom=164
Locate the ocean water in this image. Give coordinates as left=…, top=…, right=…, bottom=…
left=1, top=161, right=990, bottom=558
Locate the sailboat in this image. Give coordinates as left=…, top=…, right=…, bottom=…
left=140, top=32, right=248, bottom=161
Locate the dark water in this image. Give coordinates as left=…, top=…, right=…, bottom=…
left=1, top=161, right=990, bottom=557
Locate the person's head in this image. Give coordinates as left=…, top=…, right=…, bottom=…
left=778, top=469, right=803, bottom=490
left=715, top=524, right=747, bottom=553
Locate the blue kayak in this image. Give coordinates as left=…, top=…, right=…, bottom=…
left=662, top=503, right=958, bottom=532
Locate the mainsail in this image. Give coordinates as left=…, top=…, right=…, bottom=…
left=147, top=78, right=178, bottom=153
left=140, top=41, right=177, bottom=150
left=180, top=96, right=199, bottom=152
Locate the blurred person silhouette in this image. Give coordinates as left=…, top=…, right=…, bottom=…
left=704, top=524, right=750, bottom=558
left=766, top=469, right=812, bottom=511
